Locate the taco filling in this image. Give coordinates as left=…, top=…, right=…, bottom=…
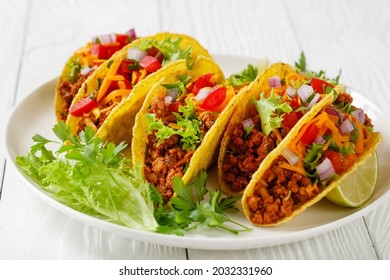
left=68, top=36, right=194, bottom=133
left=222, top=72, right=334, bottom=193
left=57, top=28, right=137, bottom=121
left=245, top=92, right=378, bottom=225
left=144, top=74, right=235, bottom=201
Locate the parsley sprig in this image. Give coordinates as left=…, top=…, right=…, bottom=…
left=295, top=51, right=342, bottom=84
left=154, top=171, right=252, bottom=236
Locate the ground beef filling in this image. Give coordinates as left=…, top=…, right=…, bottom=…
left=246, top=156, right=323, bottom=225
left=222, top=106, right=287, bottom=193
left=143, top=96, right=215, bottom=202
left=57, top=74, right=90, bottom=121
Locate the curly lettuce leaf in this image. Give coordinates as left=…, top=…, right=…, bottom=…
left=253, top=91, right=292, bottom=136
left=16, top=122, right=158, bottom=231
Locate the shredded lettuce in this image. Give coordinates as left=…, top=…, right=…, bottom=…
left=146, top=99, right=204, bottom=151
left=135, top=37, right=192, bottom=66
left=253, top=91, right=292, bottom=136
left=16, top=122, right=158, bottom=231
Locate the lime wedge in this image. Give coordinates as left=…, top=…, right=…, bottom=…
left=326, top=151, right=378, bottom=207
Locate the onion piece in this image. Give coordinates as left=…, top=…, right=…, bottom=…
left=281, top=147, right=299, bottom=166
left=325, top=106, right=344, bottom=120
left=195, top=86, right=215, bottom=101
left=268, top=76, right=281, bottom=88
left=297, top=84, right=314, bottom=102
left=92, top=33, right=116, bottom=45
left=126, top=28, right=136, bottom=40
left=164, top=95, right=173, bottom=105
left=166, top=88, right=179, bottom=101
left=316, top=158, right=336, bottom=181
left=307, top=93, right=321, bottom=109
left=338, top=118, right=354, bottom=135
left=242, top=118, right=254, bottom=130
left=314, top=136, right=326, bottom=144
left=80, top=66, right=91, bottom=76
left=351, top=108, right=365, bottom=124
left=286, top=86, right=296, bottom=97
left=127, top=48, right=146, bottom=62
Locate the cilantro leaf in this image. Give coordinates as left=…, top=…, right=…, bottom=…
left=155, top=171, right=251, bottom=235
left=227, top=64, right=258, bottom=87
left=253, top=91, right=292, bottom=136
left=295, top=51, right=307, bottom=72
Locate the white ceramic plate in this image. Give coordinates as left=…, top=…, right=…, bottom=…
left=3, top=55, right=390, bottom=250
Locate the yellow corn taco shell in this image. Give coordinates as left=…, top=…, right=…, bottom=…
left=132, top=56, right=243, bottom=202
left=241, top=94, right=382, bottom=227
left=65, top=33, right=213, bottom=146
left=218, top=62, right=336, bottom=196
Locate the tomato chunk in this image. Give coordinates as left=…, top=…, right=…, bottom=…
left=310, top=77, right=334, bottom=94
left=282, top=111, right=303, bottom=130
left=90, top=43, right=121, bottom=59
left=115, top=34, right=132, bottom=47
left=191, top=73, right=215, bottom=94
left=324, top=150, right=344, bottom=174
left=139, top=55, right=162, bottom=73
left=200, top=87, right=226, bottom=111
left=69, top=97, right=98, bottom=117
left=120, top=59, right=140, bottom=73
left=300, top=123, right=319, bottom=145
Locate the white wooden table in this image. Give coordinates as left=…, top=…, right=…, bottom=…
left=1, top=0, right=390, bottom=260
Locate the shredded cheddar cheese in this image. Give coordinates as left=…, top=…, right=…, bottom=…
left=96, top=58, right=123, bottom=102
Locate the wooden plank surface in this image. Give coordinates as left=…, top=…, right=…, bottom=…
left=0, top=0, right=389, bottom=260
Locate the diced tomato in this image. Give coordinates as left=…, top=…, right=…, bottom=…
left=310, top=77, right=334, bottom=94
left=282, top=111, right=303, bottom=130
left=69, top=97, right=98, bottom=117
left=115, top=34, right=132, bottom=47
left=300, top=123, right=319, bottom=145
left=191, top=73, right=215, bottom=94
left=120, top=59, right=140, bottom=73
left=201, top=87, right=226, bottom=111
left=90, top=43, right=121, bottom=59
left=168, top=101, right=182, bottom=113
left=146, top=46, right=164, bottom=63
left=289, top=94, right=301, bottom=110
left=324, top=150, right=344, bottom=174
left=139, top=55, right=162, bottom=73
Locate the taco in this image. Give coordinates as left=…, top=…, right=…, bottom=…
left=65, top=32, right=213, bottom=146
left=218, top=62, right=335, bottom=195
left=55, top=28, right=137, bottom=121
left=132, top=56, right=247, bottom=202
left=242, top=89, right=382, bottom=226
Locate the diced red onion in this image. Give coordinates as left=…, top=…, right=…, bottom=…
left=325, top=107, right=344, bottom=120
left=316, top=158, right=336, bottom=181
left=268, top=76, right=281, bottom=88
left=297, top=84, right=314, bottom=102
left=242, top=118, right=254, bottom=130
left=338, top=118, right=355, bottom=135
left=351, top=108, right=365, bottom=124
left=92, top=33, right=116, bottom=45
left=127, top=48, right=146, bottom=62
left=164, top=95, right=173, bottom=105
left=126, top=28, right=136, bottom=40
left=286, top=86, right=296, bottom=97
left=281, top=147, right=299, bottom=166
left=80, top=66, right=91, bottom=76
left=195, top=86, right=215, bottom=101
left=166, top=88, right=179, bottom=101
left=307, top=93, right=321, bottom=109
left=314, top=136, right=326, bottom=144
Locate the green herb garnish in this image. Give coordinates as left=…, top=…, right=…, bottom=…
left=66, top=58, right=81, bottom=83
left=155, top=171, right=251, bottom=236
left=227, top=64, right=258, bottom=87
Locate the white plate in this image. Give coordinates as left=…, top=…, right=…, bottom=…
left=3, top=55, right=390, bottom=250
